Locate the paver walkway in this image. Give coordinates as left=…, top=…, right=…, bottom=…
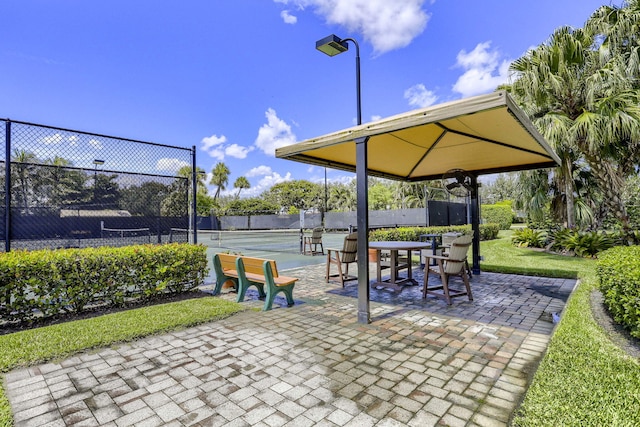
left=4, top=264, right=576, bottom=426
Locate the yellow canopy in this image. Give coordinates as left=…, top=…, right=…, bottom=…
left=276, top=90, right=559, bottom=181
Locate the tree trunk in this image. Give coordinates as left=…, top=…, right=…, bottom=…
left=583, top=152, right=633, bottom=242
left=563, top=156, right=575, bottom=228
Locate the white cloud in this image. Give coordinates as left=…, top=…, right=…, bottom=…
left=281, top=10, right=298, bottom=24
left=452, top=41, right=511, bottom=98
left=274, top=0, right=430, bottom=55
left=156, top=158, right=189, bottom=172
left=201, top=133, right=252, bottom=161
left=225, top=144, right=253, bottom=159
left=246, top=165, right=273, bottom=177
left=370, top=115, right=382, bottom=122
left=254, top=108, right=298, bottom=156
left=243, top=171, right=292, bottom=197
left=88, top=139, right=103, bottom=150
left=42, top=133, right=64, bottom=145
left=404, top=83, right=438, bottom=108
left=201, top=134, right=227, bottom=160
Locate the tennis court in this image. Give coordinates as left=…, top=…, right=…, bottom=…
left=192, top=229, right=349, bottom=282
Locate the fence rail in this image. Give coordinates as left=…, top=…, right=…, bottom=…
left=1, top=118, right=196, bottom=252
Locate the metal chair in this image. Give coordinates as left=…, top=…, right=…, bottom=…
left=326, top=232, right=358, bottom=287
left=423, top=234, right=473, bottom=304
left=303, top=227, right=324, bottom=255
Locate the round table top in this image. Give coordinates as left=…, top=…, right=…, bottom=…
left=368, top=241, right=431, bottom=250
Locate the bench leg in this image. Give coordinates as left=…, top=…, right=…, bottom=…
left=237, top=280, right=266, bottom=303
left=213, top=276, right=236, bottom=295
left=263, top=285, right=295, bottom=311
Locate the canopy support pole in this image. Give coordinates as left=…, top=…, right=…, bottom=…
left=470, top=175, right=481, bottom=274
left=355, top=136, right=370, bottom=324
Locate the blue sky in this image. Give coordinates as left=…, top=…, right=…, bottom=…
left=1, top=0, right=613, bottom=197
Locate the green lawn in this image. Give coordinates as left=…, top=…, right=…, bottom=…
left=482, top=231, right=640, bottom=426
left=480, top=230, right=593, bottom=278
left=0, top=296, right=244, bottom=427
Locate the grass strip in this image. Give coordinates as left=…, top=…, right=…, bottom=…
left=0, top=296, right=244, bottom=427
left=512, top=277, right=640, bottom=426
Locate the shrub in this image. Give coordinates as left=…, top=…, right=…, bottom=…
left=597, top=246, right=640, bottom=338
left=549, top=228, right=615, bottom=257
left=511, top=228, right=546, bottom=248
left=0, top=244, right=208, bottom=324
left=481, top=204, right=513, bottom=230
left=368, top=223, right=499, bottom=242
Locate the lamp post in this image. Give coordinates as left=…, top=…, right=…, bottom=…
left=315, top=34, right=361, bottom=126
left=93, top=159, right=104, bottom=205
left=316, top=34, right=370, bottom=324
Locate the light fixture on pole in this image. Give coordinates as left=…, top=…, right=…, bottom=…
left=316, top=34, right=361, bottom=126
left=316, top=33, right=369, bottom=324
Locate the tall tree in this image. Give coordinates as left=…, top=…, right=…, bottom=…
left=11, top=149, right=38, bottom=212
left=210, top=162, right=230, bottom=199
left=233, top=176, right=251, bottom=198
left=120, top=181, right=170, bottom=216
left=508, top=23, right=640, bottom=235
left=328, top=182, right=355, bottom=212
left=175, top=165, right=214, bottom=216
left=264, top=180, right=322, bottom=212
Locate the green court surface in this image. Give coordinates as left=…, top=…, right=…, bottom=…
left=202, top=231, right=349, bottom=283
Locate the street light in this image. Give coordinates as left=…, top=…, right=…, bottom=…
left=316, top=33, right=369, bottom=324
left=316, top=33, right=363, bottom=219
left=93, top=159, right=105, bottom=205
left=315, top=34, right=361, bottom=125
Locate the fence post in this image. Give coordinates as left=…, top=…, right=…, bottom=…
left=191, top=145, right=197, bottom=244
left=4, top=120, right=11, bottom=252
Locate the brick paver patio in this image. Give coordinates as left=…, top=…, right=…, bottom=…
left=4, top=263, right=575, bottom=426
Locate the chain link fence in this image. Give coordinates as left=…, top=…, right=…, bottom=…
left=1, top=119, right=196, bottom=251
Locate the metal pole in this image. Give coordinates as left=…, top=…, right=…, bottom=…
left=4, top=120, right=11, bottom=252
left=355, top=136, right=370, bottom=324
left=343, top=38, right=361, bottom=126
left=343, top=37, right=369, bottom=324
left=323, top=167, right=327, bottom=227
left=470, top=175, right=481, bottom=275
left=93, top=164, right=98, bottom=205
left=191, top=145, right=198, bottom=245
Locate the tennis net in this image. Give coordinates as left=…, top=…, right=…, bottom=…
left=170, top=228, right=303, bottom=253
left=100, top=226, right=151, bottom=244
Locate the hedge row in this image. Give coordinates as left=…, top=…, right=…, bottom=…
left=0, top=244, right=208, bottom=324
left=481, top=204, right=513, bottom=230
left=368, top=223, right=500, bottom=242
left=596, top=246, right=640, bottom=338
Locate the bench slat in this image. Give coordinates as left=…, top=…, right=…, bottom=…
left=238, top=256, right=279, bottom=277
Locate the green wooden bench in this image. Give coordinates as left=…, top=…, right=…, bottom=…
left=212, top=253, right=297, bottom=311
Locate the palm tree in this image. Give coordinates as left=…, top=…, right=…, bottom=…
left=514, top=170, right=552, bottom=224
left=508, top=24, right=640, bottom=235
left=11, top=149, right=38, bottom=212
left=177, top=165, right=207, bottom=192
left=328, top=183, right=355, bottom=212
left=210, top=162, right=230, bottom=199
left=233, top=176, right=250, bottom=198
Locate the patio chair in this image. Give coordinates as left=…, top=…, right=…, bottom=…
left=326, top=231, right=358, bottom=287
left=303, top=227, right=324, bottom=255
left=422, top=234, right=473, bottom=304
left=440, top=232, right=472, bottom=279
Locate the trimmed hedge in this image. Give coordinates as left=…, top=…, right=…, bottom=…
left=596, top=246, right=640, bottom=338
left=369, top=224, right=499, bottom=242
left=481, top=204, right=513, bottom=230
left=0, top=244, right=208, bottom=324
